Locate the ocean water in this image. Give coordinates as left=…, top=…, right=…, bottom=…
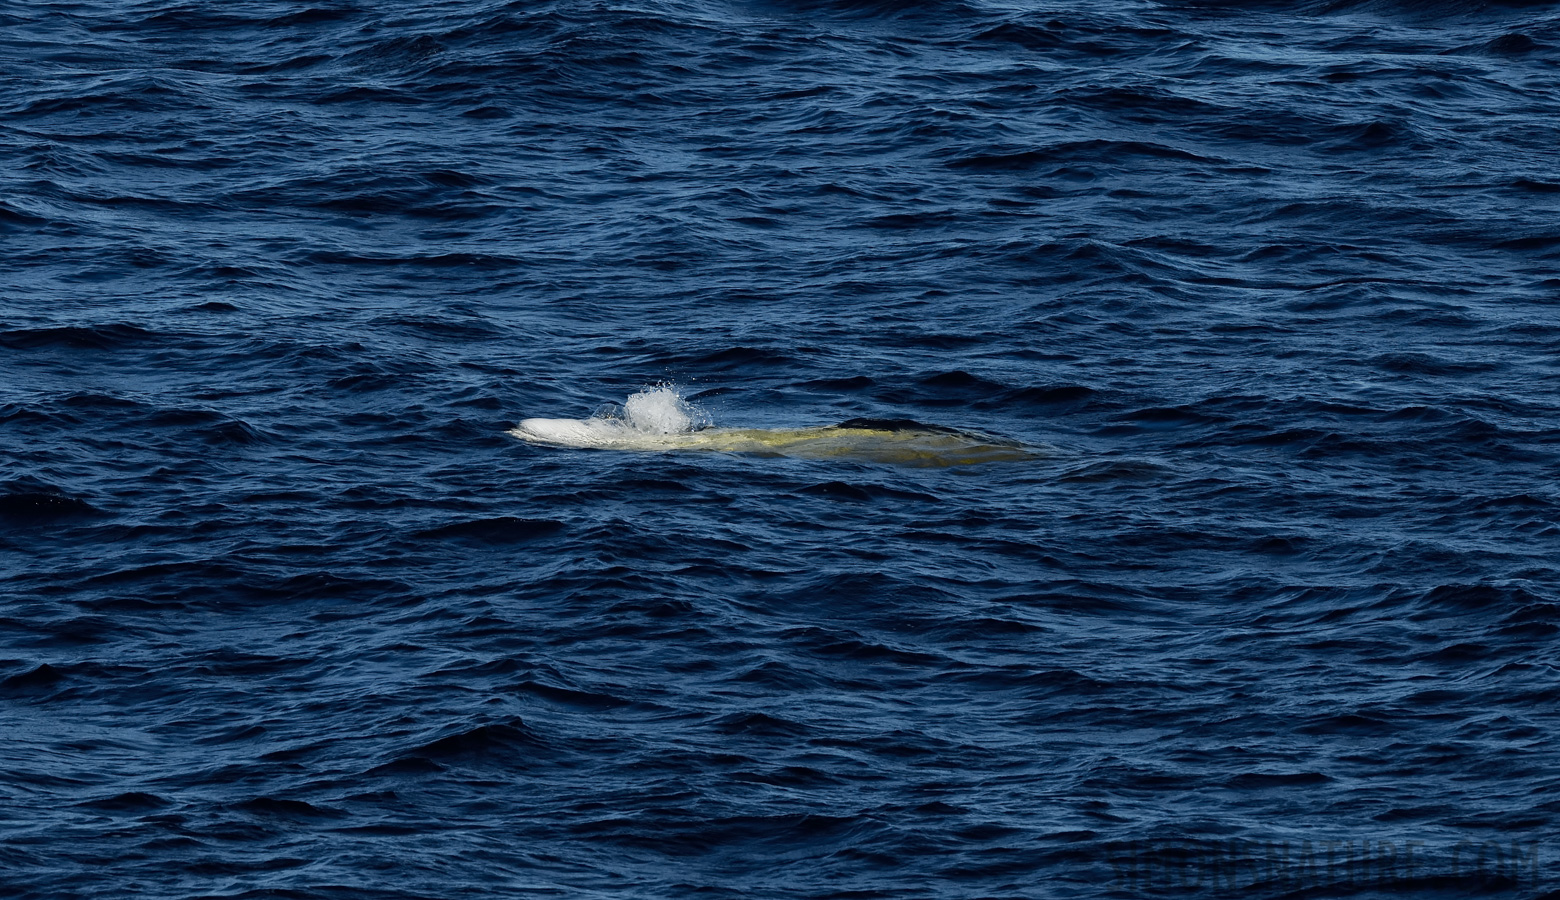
left=3, top=0, right=1558, bottom=897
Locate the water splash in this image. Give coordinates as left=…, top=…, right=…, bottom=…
left=620, top=385, right=705, bottom=434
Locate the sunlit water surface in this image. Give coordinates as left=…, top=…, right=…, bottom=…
left=3, top=0, right=1558, bottom=896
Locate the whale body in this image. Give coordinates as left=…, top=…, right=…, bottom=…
left=509, top=388, right=1041, bottom=467
left=510, top=418, right=1039, bottom=467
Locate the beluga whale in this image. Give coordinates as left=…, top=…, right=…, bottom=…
left=510, top=387, right=1042, bottom=468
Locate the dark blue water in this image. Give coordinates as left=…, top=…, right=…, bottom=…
left=4, top=1, right=1559, bottom=896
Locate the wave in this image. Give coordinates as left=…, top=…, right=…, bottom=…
left=1156, top=0, right=1554, bottom=16
left=509, top=386, right=1041, bottom=467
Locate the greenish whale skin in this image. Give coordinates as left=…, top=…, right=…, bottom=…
left=509, top=416, right=1040, bottom=467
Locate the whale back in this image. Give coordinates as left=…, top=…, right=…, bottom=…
left=511, top=418, right=1038, bottom=467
